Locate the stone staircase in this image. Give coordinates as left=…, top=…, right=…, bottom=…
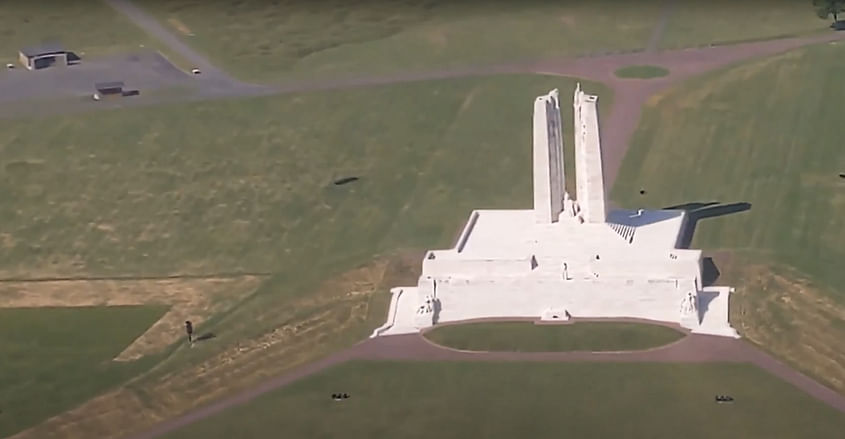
left=607, top=222, right=636, bottom=244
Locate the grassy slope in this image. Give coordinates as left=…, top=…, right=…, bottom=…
left=425, top=321, right=684, bottom=352
left=659, top=0, right=828, bottom=49
left=611, top=42, right=845, bottom=391
left=2, top=75, right=612, bottom=438
left=162, top=361, right=845, bottom=439
left=0, top=306, right=166, bottom=438
left=135, top=0, right=662, bottom=82
left=0, top=75, right=607, bottom=281
left=133, top=1, right=830, bottom=83
left=0, top=1, right=147, bottom=61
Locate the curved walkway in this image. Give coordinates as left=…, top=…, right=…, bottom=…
left=127, top=323, right=845, bottom=439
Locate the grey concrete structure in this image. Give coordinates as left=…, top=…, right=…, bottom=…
left=532, top=89, right=565, bottom=224
left=19, top=43, right=70, bottom=70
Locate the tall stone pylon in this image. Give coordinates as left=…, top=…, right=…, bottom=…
left=573, top=83, right=607, bottom=224
left=533, top=89, right=565, bottom=224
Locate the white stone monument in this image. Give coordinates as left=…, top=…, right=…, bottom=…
left=374, top=85, right=739, bottom=339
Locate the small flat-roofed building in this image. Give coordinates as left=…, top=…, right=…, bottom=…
left=18, top=43, right=72, bottom=70
left=93, top=81, right=140, bottom=101
left=93, top=81, right=125, bottom=101
left=95, top=81, right=125, bottom=96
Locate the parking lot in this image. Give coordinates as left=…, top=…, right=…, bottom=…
left=0, top=51, right=195, bottom=103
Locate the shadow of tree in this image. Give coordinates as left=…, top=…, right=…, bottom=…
left=194, top=332, right=216, bottom=343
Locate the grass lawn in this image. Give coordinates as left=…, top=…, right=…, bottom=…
left=425, top=321, right=684, bottom=352
left=135, top=0, right=663, bottom=82
left=1, top=74, right=612, bottom=437
left=658, top=0, right=829, bottom=49
left=130, top=0, right=833, bottom=83
left=0, top=1, right=190, bottom=72
left=614, top=65, right=670, bottom=79
left=0, top=305, right=166, bottom=438
left=161, top=361, right=845, bottom=439
left=0, top=74, right=607, bottom=280
left=611, top=41, right=845, bottom=392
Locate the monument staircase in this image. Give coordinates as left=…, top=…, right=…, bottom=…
left=607, top=222, right=636, bottom=244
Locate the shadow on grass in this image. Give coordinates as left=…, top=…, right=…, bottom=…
left=701, top=257, right=721, bottom=287
left=194, top=332, right=216, bottom=343
left=667, top=201, right=752, bottom=249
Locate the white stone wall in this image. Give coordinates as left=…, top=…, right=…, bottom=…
left=422, top=256, right=535, bottom=278
left=573, top=84, right=607, bottom=224
left=432, top=277, right=690, bottom=325
left=533, top=90, right=565, bottom=224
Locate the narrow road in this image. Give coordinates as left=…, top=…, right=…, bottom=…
left=104, top=0, right=265, bottom=93
left=646, top=0, right=677, bottom=52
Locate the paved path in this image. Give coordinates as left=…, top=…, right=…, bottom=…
left=646, top=0, right=677, bottom=52
left=104, top=0, right=268, bottom=94
left=127, top=324, right=845, bottom=439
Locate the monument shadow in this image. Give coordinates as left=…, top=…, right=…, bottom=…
left=669, top=201, right=751, bottom=250
left=701, top=257, right=721, bottom=287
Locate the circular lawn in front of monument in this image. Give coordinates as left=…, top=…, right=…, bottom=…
left=423, top=321, right=685, bottom=352
left=614, top=64, right=670, bottom=79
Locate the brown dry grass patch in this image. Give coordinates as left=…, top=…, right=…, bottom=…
left=10, top=253, right=419, bottom=439
left=727, top=261, right=845, bottom=393
left=167, top=17, right=195, bottom=36
left=0, top=276, right=262, bottom=361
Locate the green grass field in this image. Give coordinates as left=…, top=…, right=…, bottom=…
left=0, top=75, right=611, bottom=437
left=0, top=305, right=166, bottom=438
left=0, top=74, right=607, bottom=281
left=614, top=65, right=670, bottom=79
left=611, top=41, right=845, bottom=392
left=425, top=321, right=684, bottom=352
left=161, top=361, right=845, bottom=439
left=0, top=1, right=146, bottom=61
left=613, top=41, right=845, bottom=301
left=658, top=0, right=829, bottom=50
left=134, top=0, right=832, bottom=83
left=135, top=0, right=663, bottom=82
